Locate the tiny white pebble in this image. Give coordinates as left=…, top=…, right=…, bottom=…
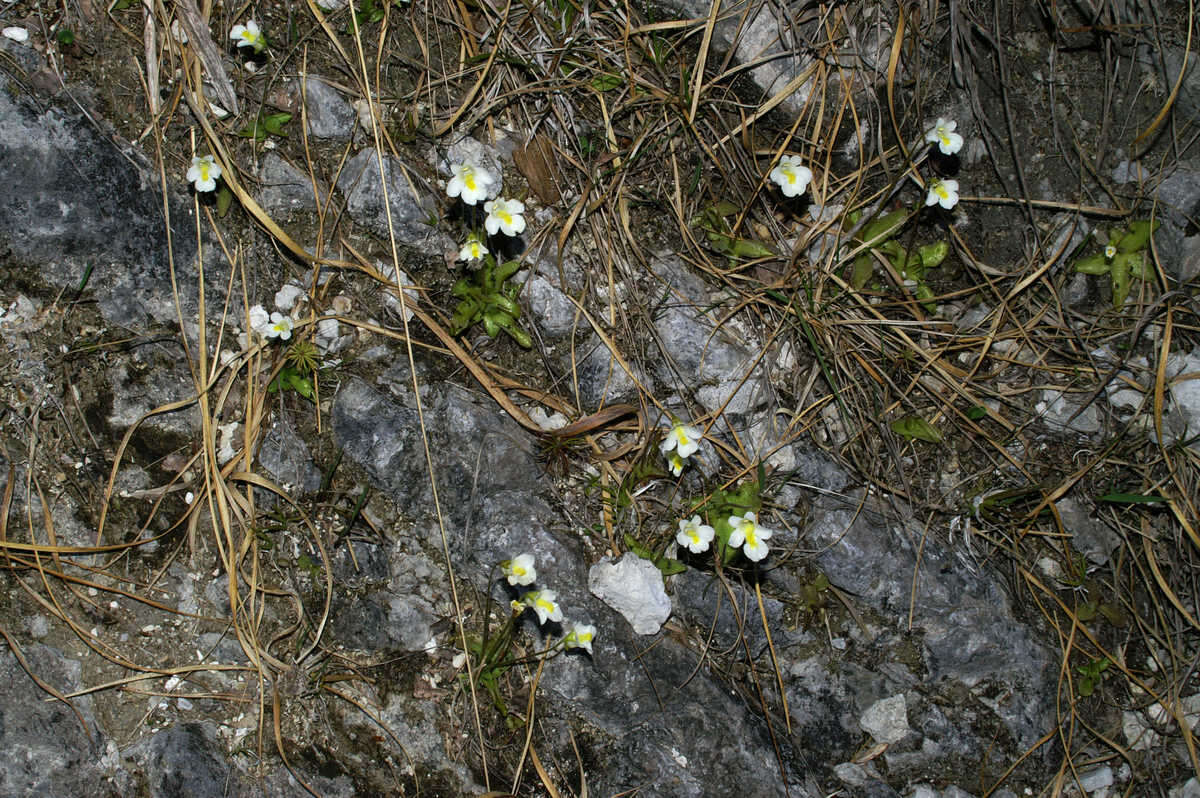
left=185, top=491, right=195, bottom=505
left=2, top=27, right=30, bottom=43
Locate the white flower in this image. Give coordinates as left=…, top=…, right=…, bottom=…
left=925, top=118, right=963, bottom=155
left=520, top=590, right=563, bottom=625
left=458, top=235, right=489, bottom=262
left=248, top=304, right=271, bottom=336
left=727, top=511, right=774, bottom=562
left=187, top=155, right=222, bottom=192
left=501, top=554, right=537, bottom=587
left=666, top=451, right=685, bottom=477
left=484, top=197, right=527, bottom=237
left=659, top=422, right=702, bottom=460
left=1104, top=243, right=1117, bottom=260
left=925, top=178, right=959, bottom=210
left=230, top=20, right=265, bottom=52
left=676, top=515, right=715, bottom=554
left=564, top=623, right=596, bottom=655
left=768, top=155, right=813, bottom=198
left=446, top=163, right=496, bottom=206
left=266, top=311, right=293, bottom=341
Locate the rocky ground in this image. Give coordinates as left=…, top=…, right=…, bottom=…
left=2, top=0, right=1200, bottom=796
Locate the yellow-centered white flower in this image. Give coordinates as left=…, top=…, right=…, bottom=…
left=447, top=163, right=496, bottom=206
left=676, top=515, right=715, bottom=554
left=660, top=422, right=702, bottom=460
left=564, top=623, right=596, bottom=654
left=520, top=590, right=563, bottom=625
left=501, top=554, right=536, bottom=587
left=266, top=312, right=293, bottom=341
left=484, top=197, right=526, bottom=237
left=768, top=155, right=814, bottom=198
left=925, top=118, right=963, bottom=155
left=925, top=178, right=959, bottom=210
left=230, top=20, right=265, bottom=52
left=187, top=155, right=222, bottom=192
left=727, top=511, right=773, bottom=562
left=458, top=235, right=489, bottom=262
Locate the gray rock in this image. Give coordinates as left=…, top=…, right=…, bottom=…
left=300, top=76, right=355, bottom=139
left=1171, top=777, right=1200, bottom=798
left=860, top=694, right=909, bottom=744
left=524, top=273, right=578, bottom=338
left=656, top=0, right=817, bottom=118
left=1152, top=165, right=1200, bottom=230
left=256, top=153, right=320, bottom=214
left=544, top=625, right=806, bottom=798
left=588, top=553, right=672, bottom=635
left=125, top=722, right=230, bottom=798
left=107, top=343, right=201, bottom=442
left=0, top=52, right=203, bottom=328
left=1057, top=497, right=1122, bottom=565
left=649, top=254, right=768, bottom=415
left=790, top=444, right=851, bottom=494
left=1037, top=388, right=1103, bottom=434
left=672, top=567, right=792, bottom=655
left=336, top=148, right=438, bottom=244
left=1162, top=348, right=1200, bottom=450
left=576, top=332, right=645, bottom=408
left=1078, top=765, right=1114, bottom=793
left=258, top=412, right=323, bottom=493
left=835, top=762, right=871, bottom=786
left=332, top=377, right=541, bottom=530
left=1178, top=233, right=1200, bottom=284
left=0, top=644, right=110, bottom=796
left=329, top=588, right=436, bottom=652
left=1158, top=48, right=1200, bottom=125
left=806, top=495, right=1053, bottom=751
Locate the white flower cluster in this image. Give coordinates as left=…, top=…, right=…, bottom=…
left=659, top=421, right=776, bottom=563
left=659, top=421, right=701, bottom=478
left=446, top=162, right=527, bottom=260
left=248, top=304, right=294, bottom=341
left=675, top=511, right=774, bottom=563
left=922, top=117, right=964, bottom=210
left=500, top=554, right=596, bottom=655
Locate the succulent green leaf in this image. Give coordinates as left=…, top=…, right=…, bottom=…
left=1074, top=254, right=1110, bottom=275
left=891, top=416, right=942, bottom=443
left=1118, top=219, right=1159, bottom=253
left=860, top=209, right=908, bottom=248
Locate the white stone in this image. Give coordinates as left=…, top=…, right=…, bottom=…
left=907, top=786, right=938, bottom=798
left=588, top=553, right=671, bottom=635
left=860, top=693, right=909, bottom=744
left=1123, top=709, right=1160, bottom=750
left=833, top=762, right=869, bottom=786
left=1169, top=777, right=1200, bottom=798
left=274, top=283, right=306, bottom=311
left=2, top=26, right=29, bottom=42
left=1078, top=765, right=1114, bottom=793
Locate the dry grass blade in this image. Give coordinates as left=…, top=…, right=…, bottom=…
left=173, top=0, right=238, bottom=115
